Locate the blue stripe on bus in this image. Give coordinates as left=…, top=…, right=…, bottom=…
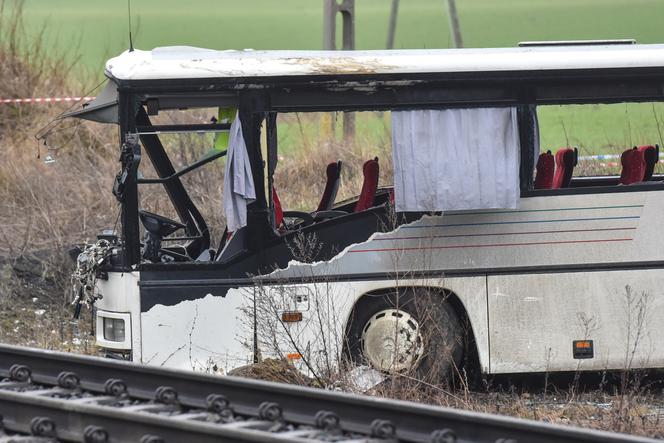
left=375, top=226, right=637, bottom=241
left=401, top=215, right=641, bottom=229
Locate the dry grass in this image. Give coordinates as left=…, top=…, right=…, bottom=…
left=0, top=1, right=118, bottom=259
left=364, top=376, right=664, bottom=439
left=228, top=358, right=313, bottom=386
left=0, top=1, right=113, bottom=353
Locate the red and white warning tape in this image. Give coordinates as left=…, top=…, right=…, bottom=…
left=0, top=96, right=95, bottom=104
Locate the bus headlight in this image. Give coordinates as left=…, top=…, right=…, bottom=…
left=103, top=317, right=126, bottom=342
left=96, top=311, right=131, bottom=350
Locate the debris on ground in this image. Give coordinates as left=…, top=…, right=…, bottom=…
left=228, top=358, right=314, bottom=386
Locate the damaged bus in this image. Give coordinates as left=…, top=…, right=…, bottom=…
left=67, top=42, right=664, bottom=381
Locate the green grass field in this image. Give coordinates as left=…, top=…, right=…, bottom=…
left=17, top=0, right=664, bottom=157
left=276, top=104, right=664, bottom=160
left=21, top=0, right=664, bottom=70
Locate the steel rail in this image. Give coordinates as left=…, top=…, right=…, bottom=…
left=0, top=344, right=656, bottom=443
left=0, top=389, right=323, bottom=443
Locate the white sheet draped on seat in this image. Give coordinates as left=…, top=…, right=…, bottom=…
left=392, top=107, right=521, bottom=212
left=223, top=114, right=256, bottom=231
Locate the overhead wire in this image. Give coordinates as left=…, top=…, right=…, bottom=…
left=33, top=78, right=107, bottom=158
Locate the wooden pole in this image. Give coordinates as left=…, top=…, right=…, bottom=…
left=446, top=0, right=463, bottom=48
left=386, top=0, right=399, bottom=49
left=323, top=0, right=336, bottom=50
left=322, top=0, right=356, bottom=143
left=322, top=0, right=337, bottom=141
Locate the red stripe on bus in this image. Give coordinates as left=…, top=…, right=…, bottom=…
left=349, top=238, right=633, bottom=253
left=374, top=227, right=637, bottom=241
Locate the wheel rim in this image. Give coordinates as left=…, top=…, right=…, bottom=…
left=360, top=308, right=423, bottom=373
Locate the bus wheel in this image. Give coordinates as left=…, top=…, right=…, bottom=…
left=348, top=288, right=463, bottom=383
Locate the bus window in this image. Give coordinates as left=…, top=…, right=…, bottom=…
left=535, top=103, right=664, bottom=187
left=136, top=108, right=225, bottom=262
left=273, top=112, right=393, bottom=213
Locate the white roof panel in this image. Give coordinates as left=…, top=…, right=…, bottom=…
left=105, top=44, right=664, bottom=81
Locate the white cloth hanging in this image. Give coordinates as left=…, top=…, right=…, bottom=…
left=223, top=114, right=256, bottom=231
left=392, top=107, right=520, bottom=211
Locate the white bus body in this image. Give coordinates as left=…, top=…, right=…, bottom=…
left=69, top=43, right=664, bottom=379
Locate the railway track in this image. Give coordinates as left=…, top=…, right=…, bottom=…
left=0, top=344, right=655, bottom=443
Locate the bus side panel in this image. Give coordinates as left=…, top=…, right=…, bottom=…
left=256, top=276, right=490, bottom=376
left=488, top=269, right=664, bottom=373
left=255, top=281, right=358, bottom=374
left=139, top=289, right=254, bottom=372
left=276, top=191, right=661, bottom=281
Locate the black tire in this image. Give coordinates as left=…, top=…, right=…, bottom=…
left=345, top=287, right=463, bottom=383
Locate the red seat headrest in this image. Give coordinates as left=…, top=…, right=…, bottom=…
left=637, top=145, right=658, bottom=181
left=354, top=157, right=379, bottom=212
left=620, top=147, right=645, bottom=185
left=316, top=160, right=342, bottom=212
left=534, top=150, right=554, bottom=190
left=272, top=187, right=284, bottom=228
left=552, top=147, right=576, bottom=189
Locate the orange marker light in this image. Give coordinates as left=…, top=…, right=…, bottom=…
left=287, top=353, right=302, bottom=360
left=572, top=339, right=594, bottom=359
left=281, top=311, right=303, bottom=323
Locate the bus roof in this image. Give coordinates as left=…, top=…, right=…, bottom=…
left=106, top=44, right=664, bottom=82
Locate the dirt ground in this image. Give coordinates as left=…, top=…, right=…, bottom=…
left=0, top=253, right=96, bottom=355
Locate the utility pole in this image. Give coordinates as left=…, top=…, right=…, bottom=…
left=386, top=0, right=399, bottom=49
left=323, top=0, right=355, bottom=50
left=323, top=0, right=355, bottom=143
left=446, top=0, right=463, bottom=48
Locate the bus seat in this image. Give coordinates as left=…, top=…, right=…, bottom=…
left=354, top=157, right=380, bottom=212
left=638, top=145, right=658, bottom=181
left=273, top=161, right=343, bottom=230
left=272, top=186, right=315, bottom=230
left=534, top=150, right=554, bottom=189
left=552, top=147, right=577, bottom=189
left=619, top=147, right=646, bottom=185
left=272, top=186, right=284, bottom=227
left=316, top=160, right=343, bottom=211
